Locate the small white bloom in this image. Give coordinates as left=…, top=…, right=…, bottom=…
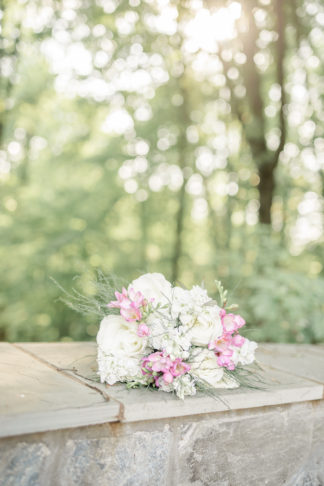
left=129, top=272, right=172, bottom=305
left=238, top=339, right=258, bottom=365
left=173, top=374, right=196, bottom=399
left=172, top=285, right=209, bottom=316
left=158, top=374, right=197, bottom=400
left=148, top=313, right=191, bottom=359
left=172, top=286, right=223, bottom=347
left=157, top=381, right=174, bottom=394
left=97, top=350, right=143, bottom=385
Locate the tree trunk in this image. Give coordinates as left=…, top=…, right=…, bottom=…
left=170, top=2, right=191, bottom=283
left=258, top=163, right=275, bottom=224
left=171, top=76, right=190, bottom=283
left=140, top=199, right=148, bottom=271
left=171, top=179, right=186, bottom=283
left=219, top=0, right=286, bottom=226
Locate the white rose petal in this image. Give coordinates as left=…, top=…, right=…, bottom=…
left=211, top=373, right=239, bottom=389
left=129, top=272, right=172, bottom=305
left=96, top=315, right=148, bottom=384
left=189, top=348, right=224, bottom=388
left=188, top=305, right=223, bottom=346
left=97, top=315, right=147, bottom=357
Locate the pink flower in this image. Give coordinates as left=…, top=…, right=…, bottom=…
left=209, top=335, right=237, bottom=370
left=232, top=334, right=245, bottom=347
left=120, top=303, right=142, bottom=322
left=208, top=334, right=232, bottom=353
left=217, top=351, right=235, bottom=370
left=219, top=308, right=226, bottom=319
left=162, top=371, right=174, bottom=384
left=128, top=287, right=146, bottom=308
left=209, top=310, right=247, bottom=370
left=151, top=353, right=172, bottom=373
left=141, top=356, right=152, bottom=375
left=170, top=358, right=191, bottom=377
left=222, top=314, right=237, bottom=334
left=107, top=287, right=146, bottom=322
left=141, top=352, right=190, bottom=388
left=137, top=323, right=150, bottom=337
left=220, top=311, right=246, bottom=335
left=154, top=375, right=162, bottom=387
left=153, top=372, right=173, bottom=386
left=234, top=314, right=246, bottom=329
left=142, top=351, right=172, bottom=374
left=107, top=287, right=129, bottom=309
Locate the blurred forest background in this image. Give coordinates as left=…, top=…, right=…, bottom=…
left=1, top=0, right=324, bottom=343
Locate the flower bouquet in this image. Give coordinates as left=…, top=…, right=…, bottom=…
left=82, top=272, right=258, bottom=400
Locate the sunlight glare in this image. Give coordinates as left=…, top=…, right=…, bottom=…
left=184, top=4, right=241, bottom=53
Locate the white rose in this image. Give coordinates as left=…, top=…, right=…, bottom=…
left=129, top=272, right=172, bottom=305
left=238, top=339, right=258, bottom=365
left=189, top=349, right=224, bottom=388
left=97, top=315, right=147, bottom=357
left=186, top=306, right=223, bottom=347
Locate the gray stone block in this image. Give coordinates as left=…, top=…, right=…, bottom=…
left=290, top=472, right=321, bottom=486
left=58, top=427, right=171, bottom=486
left=0, top=442, right=50, bottom=486
left=173, top=403, right=313, bottom=486
left=312, top=401, right=324, bottom=446
left=287, top=442, right=324, bottom=486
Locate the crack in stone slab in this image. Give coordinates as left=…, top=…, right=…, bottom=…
left=11, top=343, right=124, bottom=414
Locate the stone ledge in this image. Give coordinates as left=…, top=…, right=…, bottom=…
left=1, top=401, right=324, bottom=486
left=0, top=342, right=323, bottom=438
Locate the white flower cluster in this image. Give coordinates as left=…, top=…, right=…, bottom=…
left=97, top=273, right=258, bottom=399
left=171, top=285, right=224, bottom=347
left=97, top=349, right=143, bottom=386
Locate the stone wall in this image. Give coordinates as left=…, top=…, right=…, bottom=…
left=1, top=342, right=324, bottom=486
left=1, top=400, right=324, bottom=486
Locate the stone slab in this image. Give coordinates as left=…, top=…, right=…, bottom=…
left=15, top=341, right=111, bottom=400
left=16, top=341, right=98, bottom=380
left=16, top=342, right=323, bottom=423
left=0, top=403, right=122, bottom=439
left=100, top=367, right=323, bottom=422
left=257, top=344, right=324, bottom=386
left=0, top=343, right=119, bottom=438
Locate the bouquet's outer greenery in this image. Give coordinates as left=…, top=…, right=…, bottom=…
left=51, top=272, right=127, bottom=319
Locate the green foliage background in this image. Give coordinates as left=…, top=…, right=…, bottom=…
left=0, top=0, right=323, bottom=343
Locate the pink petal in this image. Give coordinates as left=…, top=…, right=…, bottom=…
left=163, top=372, right=173, bottom=384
